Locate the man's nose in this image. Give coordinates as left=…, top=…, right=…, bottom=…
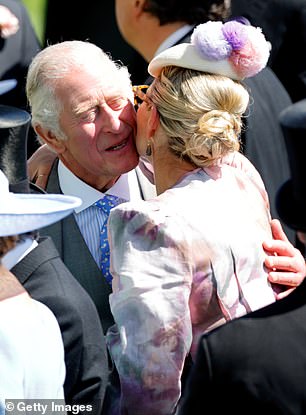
left=101, top=106, right=121, bottom=133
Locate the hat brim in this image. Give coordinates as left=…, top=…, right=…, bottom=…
left=0, top=194, right=81, bottom=236
left=0, top=79, right=17, bottom=95
left=148, top=43, right=241, bottom=80
left=276, top=180, right=306, bottom=232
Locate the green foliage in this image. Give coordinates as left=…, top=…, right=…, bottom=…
left=21, top=0, right=48, bottom=44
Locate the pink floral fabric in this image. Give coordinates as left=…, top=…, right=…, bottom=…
left=106, top=152, right=276, bottom=415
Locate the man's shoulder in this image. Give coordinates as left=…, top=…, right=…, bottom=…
left=14, top=237, right=96, bottom=308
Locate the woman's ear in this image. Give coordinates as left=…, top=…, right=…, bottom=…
left=34, top=125, right=66, bottom=154
left=147, top=105, right=159, bottom=138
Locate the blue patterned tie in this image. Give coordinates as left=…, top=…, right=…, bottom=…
left=95, top=194, right=126, bottom=285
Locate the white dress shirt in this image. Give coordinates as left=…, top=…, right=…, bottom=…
left=0, top=294, right=65, bottom=401
left=154, top=24, right=195, bottom=56
left=58, top=161, right=142, bottom=265
left=2, top=237, right=38, bottom=270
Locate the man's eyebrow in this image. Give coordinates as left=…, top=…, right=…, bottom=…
left=72, top=98, right=101, bottom=116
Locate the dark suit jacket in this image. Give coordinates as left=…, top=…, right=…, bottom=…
left=12, top=236, right=108, bottom=411
left=179, top=279, right=306, bottom=415
left=0, top=0, right=41, bottom=156
left=231, top=0, right=306, bottom=103
left=42, top=159, right=156, bottom=334
left=242, top=67, right=293, bottom=242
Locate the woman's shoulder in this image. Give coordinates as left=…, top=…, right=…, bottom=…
left=108, top=195, right=190, bottom=250
left=109, top=198, right=167, bottom=229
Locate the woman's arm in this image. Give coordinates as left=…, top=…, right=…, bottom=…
left=107, top=204, right=192, bottom=415
left=27, top=144, right=57, bottom=189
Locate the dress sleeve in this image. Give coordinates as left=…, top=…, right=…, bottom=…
left=224, top=152, right=270, bottom=210
left=106, top=203, right=193, bottom=415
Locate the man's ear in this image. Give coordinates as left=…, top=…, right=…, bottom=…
left=147, top=105, right=159, bottom=138
left=34, top=125, right=66, bottom=154
left=134, top=0, right=146, bottom=18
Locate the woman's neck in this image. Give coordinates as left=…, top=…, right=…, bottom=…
left=153, top=150, right=196, bottom=195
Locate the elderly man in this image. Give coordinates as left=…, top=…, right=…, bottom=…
left=26, top=40, right=156, bottom=333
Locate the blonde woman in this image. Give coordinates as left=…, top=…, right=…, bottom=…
left=105, top=20, right=300, bottom=415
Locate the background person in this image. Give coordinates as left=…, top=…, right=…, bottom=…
left=231, top=0, right=306, bottom=102
left=0, top=0, right=41, bottom=157
left=276, top=98, right=306, bottom=257
left=0, top=168, right=81, bottom=404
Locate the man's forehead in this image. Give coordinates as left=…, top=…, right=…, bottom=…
left=56, top=68, right=131, bottom=100
left=102, top=80, right=127, bottom=95
left=85, top=66, right=132, bottom=98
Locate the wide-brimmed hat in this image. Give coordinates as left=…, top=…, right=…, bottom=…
left=148, top=19, right=271, bottom=81
left=0, top=169, right=81, bottom=237
left=276, top=99, right=306, bottom=232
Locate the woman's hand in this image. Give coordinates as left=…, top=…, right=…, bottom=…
left=264, top=219, right=306, bottom=299
left=27, top=144, right=57, bottom=190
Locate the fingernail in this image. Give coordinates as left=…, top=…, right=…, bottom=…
left=269, top=274, right=276, bottom=282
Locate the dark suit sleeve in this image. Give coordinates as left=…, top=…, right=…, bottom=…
left=43, top=292, right=108, bottom=410
left=178, top=336, right=213, bottom=415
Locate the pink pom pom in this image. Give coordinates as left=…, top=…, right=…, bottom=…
left=229, top=26, right=271, bottom=78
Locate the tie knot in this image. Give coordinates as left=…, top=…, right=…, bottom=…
left=95, top=194, right=125, bottom=214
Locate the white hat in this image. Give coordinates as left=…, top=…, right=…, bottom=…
left=0, top=79, right=17, bottom=95
left=0, top=170, right=81, bottom=236
left=148, top=20, right=271, bottom=81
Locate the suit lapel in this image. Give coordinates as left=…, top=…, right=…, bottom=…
left=41, top=159, right=114, bottom=331
left=44, top=159, right=102, bottom=279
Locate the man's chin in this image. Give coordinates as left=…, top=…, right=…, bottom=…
left=120, top=156, right=139, bottom=173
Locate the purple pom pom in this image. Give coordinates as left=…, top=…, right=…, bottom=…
left=228, top=16, right=251, bottom=26
left=222, top=21, right=248, bottom=50
left=191, top=21, right=232, bottom=61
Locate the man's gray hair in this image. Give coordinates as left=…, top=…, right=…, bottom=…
left=26, top=40, right=132, bottom=142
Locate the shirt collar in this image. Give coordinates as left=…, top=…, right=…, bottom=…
left=58, top=161, right=140, bottom=213
left=2, top=237, right=38, bottom=271
left=154, top=25, right=195, bottom=56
